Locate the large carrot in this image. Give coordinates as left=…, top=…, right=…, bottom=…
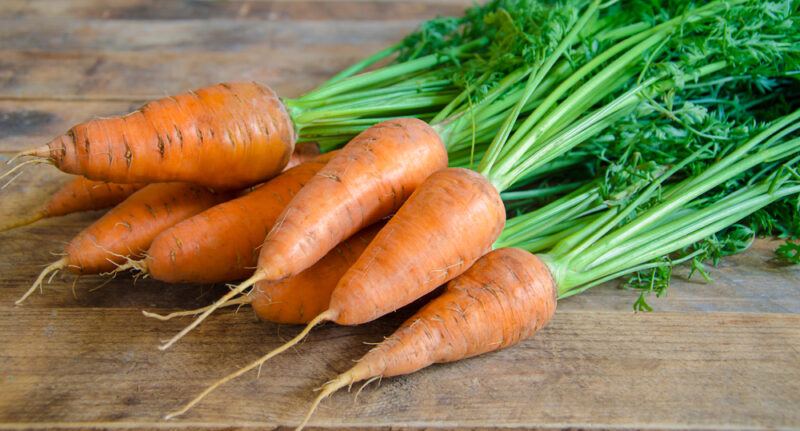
left=16, top=182, right=230, bottom=305
left=13, top=82, right=296, bottom=189
left=129, top=152, right=336, bottom=284
left=299, top=248, right=555, bottom=427
left=157, top=117, right=448, bottom=349
left=0, top=177, right=143, bottom=232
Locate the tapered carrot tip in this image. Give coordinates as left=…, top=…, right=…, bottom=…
left=297, top=370, right=359, bottom=431
left=165, top=310, right=337, bottom=420
left=16, top=257, right=68, bottom=305
left=15, top=144, right=52, bottom=161
left=0, top=211, right=45, bottom=233
left=158, top=270, right=267, bottom=350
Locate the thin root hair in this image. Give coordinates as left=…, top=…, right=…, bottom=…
left=142, top=295, right=252, bottom=321
left=16, top=257, right=68, bottom=305
left=165, top=310, right=334, bottom=419
left=158, top=272, right=266, bottom=350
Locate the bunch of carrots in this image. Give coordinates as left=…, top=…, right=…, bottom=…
left=2, top=0, right=799, bottom=428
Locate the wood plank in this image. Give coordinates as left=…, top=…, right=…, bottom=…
left=0, top=308, right=797, bottom=429
left=0, top=0, right=471, bottom=21
left=0, top=100, right=144, bottom=151
left=0, top=47, right=382, bottom=100
left=0, top=19, right=419, bottom=52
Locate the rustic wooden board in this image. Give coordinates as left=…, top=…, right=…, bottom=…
left=1, top=0, right=799, bottom=430
left=0, top=0, right=470, bottom=21
left=1, top=308, right=798, bottom=430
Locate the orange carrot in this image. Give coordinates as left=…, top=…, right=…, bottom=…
left=163, top=168, right=504, bottom=417
left=158, top=118, right=447, bottom=349
left=16, top=183, right=230, bottom=305
left=251, top=223, right=381, bottom=324
left=143, top=224, right=381, bottom=326
left=0, top=177, right=143, bottom=232
left=298, top=248, right=557, bottom=428
left=255, top=118, right=447, bottom=283
left=131, top=152, right=336, bottom=284
left=14, top=82, right=295, bottom=189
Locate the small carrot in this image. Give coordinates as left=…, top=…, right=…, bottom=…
left=158, top=118, right=448, bottom=349
left=16, top=182, right=229, bottom=305
left=0, top=177, right=144, bottom=232
left=129, top=152, right=336, bottom=284
left=254, top=118, right=447, bottom=283
left=12, top=82, right=296, bottom=189
left=298, top=248, right=556, bottom=428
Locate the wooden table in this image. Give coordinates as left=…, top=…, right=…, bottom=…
left=1, top=1, right=799, bottom=429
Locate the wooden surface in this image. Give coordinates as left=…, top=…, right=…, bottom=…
left=1, top=1, right=799, bottom=430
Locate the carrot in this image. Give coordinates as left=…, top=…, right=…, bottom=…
left=298, top=248, right=555, bottom=428
left=0, top=177, right=143, bottom=232
left=157, top=117, right=447, bottom=349
left=163, top=168, right=504, bottom=417
left=142, top=223, right=381, bottom=327
left=251, top=223, right=381, bottom=325
left=16, top=182, right=229, bottom=305
left=13, top=82, right=296, bottom=189
left=255, top=118, right=447, bottom=282
left=129, top=152, right=336, bottom=284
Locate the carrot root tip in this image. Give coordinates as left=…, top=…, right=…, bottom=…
left=16, top=257, right=68, bottom=305
left=0, top=159, right=51, bottom=188
left=0, top=211, right=46, bottom=233
left=143, top=296, right=252, bottom=322
left=165, top=309, right=335, bottom=419
left=297, top=372, right=355, bottom=431
left=158, top=271, right=265, bottom=350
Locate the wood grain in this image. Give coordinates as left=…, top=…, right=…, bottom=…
left=0, top=0, right=798, bottom=429
left=0, top=308, right=798, bottom=429
left=0, top=0, right=471, bottom=21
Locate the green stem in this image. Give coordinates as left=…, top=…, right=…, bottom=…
left=319, top=43, right=401, bottom=87
left=299, top=38, right=487, bottom=102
